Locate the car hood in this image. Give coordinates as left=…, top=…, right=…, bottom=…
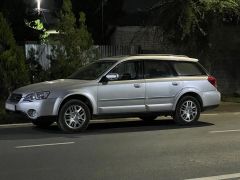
left=14, top=79, right=90, bottom=95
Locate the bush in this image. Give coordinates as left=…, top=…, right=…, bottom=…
left=0, top=13, right=29, bottom=98
left=0, top=101, right=28, bottom=124
left=49, top=0, right=94, bottom=79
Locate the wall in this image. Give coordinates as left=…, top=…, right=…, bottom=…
left=111, top=26, right=167, bottom=51
left=206, top=25, right=240, bottom=95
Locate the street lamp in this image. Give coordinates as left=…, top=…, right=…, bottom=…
left=101, top=0, right=108, bottom=43
left=37, top=0, right=41, bottom=14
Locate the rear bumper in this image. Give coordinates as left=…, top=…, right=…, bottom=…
left=202, top=90, right=221, bottom=111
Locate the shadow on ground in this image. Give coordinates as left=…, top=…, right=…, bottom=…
left=0, top=119, right=214, bottom=141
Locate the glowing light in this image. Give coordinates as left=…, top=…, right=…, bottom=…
left=37, top=0, right=41, bottom=12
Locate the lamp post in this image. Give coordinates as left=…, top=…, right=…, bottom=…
left=101, top=0, right=108, bottom=43
left=102, top=0, right=104, bottom=42
left=37, top=0, right=41, bottom=15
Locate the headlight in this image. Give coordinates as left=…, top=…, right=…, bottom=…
left=23, top=91, right=50, bottom=102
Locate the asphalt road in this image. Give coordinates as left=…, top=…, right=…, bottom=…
left=0, top=103, right=240, bottom=180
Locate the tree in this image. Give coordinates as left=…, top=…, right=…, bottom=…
left=71, top=0, right=125, bottom=44
left=0, top=0, right=36, bottom=44
left=49, top=0, right=93, bottom=79
left=0, top=13, right=29, bottom=97
left=25, top=19, right=50, bottom=43
left=148, top=0, right=240, bottom=44
left=142, top=0, right=240, bottom=72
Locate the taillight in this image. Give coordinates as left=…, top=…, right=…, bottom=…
left=208, top=76, right=217, bottom=88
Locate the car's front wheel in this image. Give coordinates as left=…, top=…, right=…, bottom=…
left=174, top=96, right=201, bottom=125
left=58, top=99, right=90, bottom=133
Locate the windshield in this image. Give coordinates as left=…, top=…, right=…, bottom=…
left=68, top=60, right=116, bottom=80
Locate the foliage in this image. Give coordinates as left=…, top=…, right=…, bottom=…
left=49, top=0, right=94, bottom=79
left=71, top=0, right=125, bottom=43
left=150, top=0, right=240, bottom=41
left=0, top=0, right=30, bottom=44
left=0, top=100, right=28, bottom=123
left=25, top=19, right=50, bottom=43
left=0, top=13, right=29, bottom=98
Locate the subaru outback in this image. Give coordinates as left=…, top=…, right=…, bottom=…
left=5, top=55, right=221, bottom=133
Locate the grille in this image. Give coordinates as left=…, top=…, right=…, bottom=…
left=9, top=93, right=22, bottom=103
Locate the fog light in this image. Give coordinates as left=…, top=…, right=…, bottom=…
left=27, top=109, right=37, bottom=119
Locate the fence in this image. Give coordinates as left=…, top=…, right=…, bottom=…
left=97, top=45, right=140, bottom=58
left=25, top=43, right=53, bottom=70
left=25, top=43, right=140, bottom=70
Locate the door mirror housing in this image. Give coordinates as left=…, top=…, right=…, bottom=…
left=105, top=73, right=119, bottom=81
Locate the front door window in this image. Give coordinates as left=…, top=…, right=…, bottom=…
left=109, top=61, right=143, bottom=81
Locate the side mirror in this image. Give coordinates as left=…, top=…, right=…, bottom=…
left=105, top=73, right=119, bottom=81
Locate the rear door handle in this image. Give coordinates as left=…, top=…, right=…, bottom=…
left=172, top=82, right=179, bottom=86
left=134, top=84, right=141, bottom=88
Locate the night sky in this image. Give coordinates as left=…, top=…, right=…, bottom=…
left=123, top=0, right=159, bottom=12
left=25, top=0, right=160, bottom=12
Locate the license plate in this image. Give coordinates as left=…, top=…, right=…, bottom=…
left=5, top=103, right=16, bottom=111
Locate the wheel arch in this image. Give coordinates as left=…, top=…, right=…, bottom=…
left=57, top=94, right=95, bottom=119
left=173, top=91, right=203, bottom=111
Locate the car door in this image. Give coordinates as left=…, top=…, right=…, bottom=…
left=144, top=60, right=183, bottom=112
left=97, top=60, right=146, bottom=114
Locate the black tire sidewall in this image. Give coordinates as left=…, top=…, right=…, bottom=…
left=58, top=99, right=90, bottom=133
left=174, top=96, right=201, bottom=125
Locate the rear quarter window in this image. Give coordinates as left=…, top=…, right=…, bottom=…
left=172, top=62, right=207, bottom=76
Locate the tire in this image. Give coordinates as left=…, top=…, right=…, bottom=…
left=174, top=96, right=201, bottom=125
left=139, top=115, right=158, bottom=121
left=32, top=119, right=54, bottom=128
left=57, top=99, right=90, bottom=133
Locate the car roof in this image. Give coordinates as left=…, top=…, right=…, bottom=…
left=100, top=54, right=198, bottom=62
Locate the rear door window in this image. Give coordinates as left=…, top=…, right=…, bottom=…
left=144, top=60, right=174, bottom=79
left=172, top=62, right=206, bottom=76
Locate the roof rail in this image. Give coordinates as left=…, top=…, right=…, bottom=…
left=133, top=54, right=189, bottom=58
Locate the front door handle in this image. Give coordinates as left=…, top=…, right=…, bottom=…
left=172, top=82, right=179, bottom=86
left=134, top=84, right=141, bottom=88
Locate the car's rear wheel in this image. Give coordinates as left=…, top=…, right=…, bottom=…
left=57, top=99, right=90, bottom=133
left=139, top=115, right=158, bottom=121
left=174, top=96, right=201, bottom=125
left=32, top=119, right=54, bottom=128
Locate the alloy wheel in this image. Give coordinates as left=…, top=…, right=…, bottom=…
left=180, top=100, right=198, bottom=122
left=64, top=105, right=86, bottom=129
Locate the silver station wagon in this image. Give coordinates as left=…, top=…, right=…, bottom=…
left=5, top=54, right=221, bottom=133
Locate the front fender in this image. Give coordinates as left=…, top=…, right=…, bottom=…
left=53, top=88, right=98, bottom=116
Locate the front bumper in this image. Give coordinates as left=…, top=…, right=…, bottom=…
left=5, top=98, right=60, bottom=119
